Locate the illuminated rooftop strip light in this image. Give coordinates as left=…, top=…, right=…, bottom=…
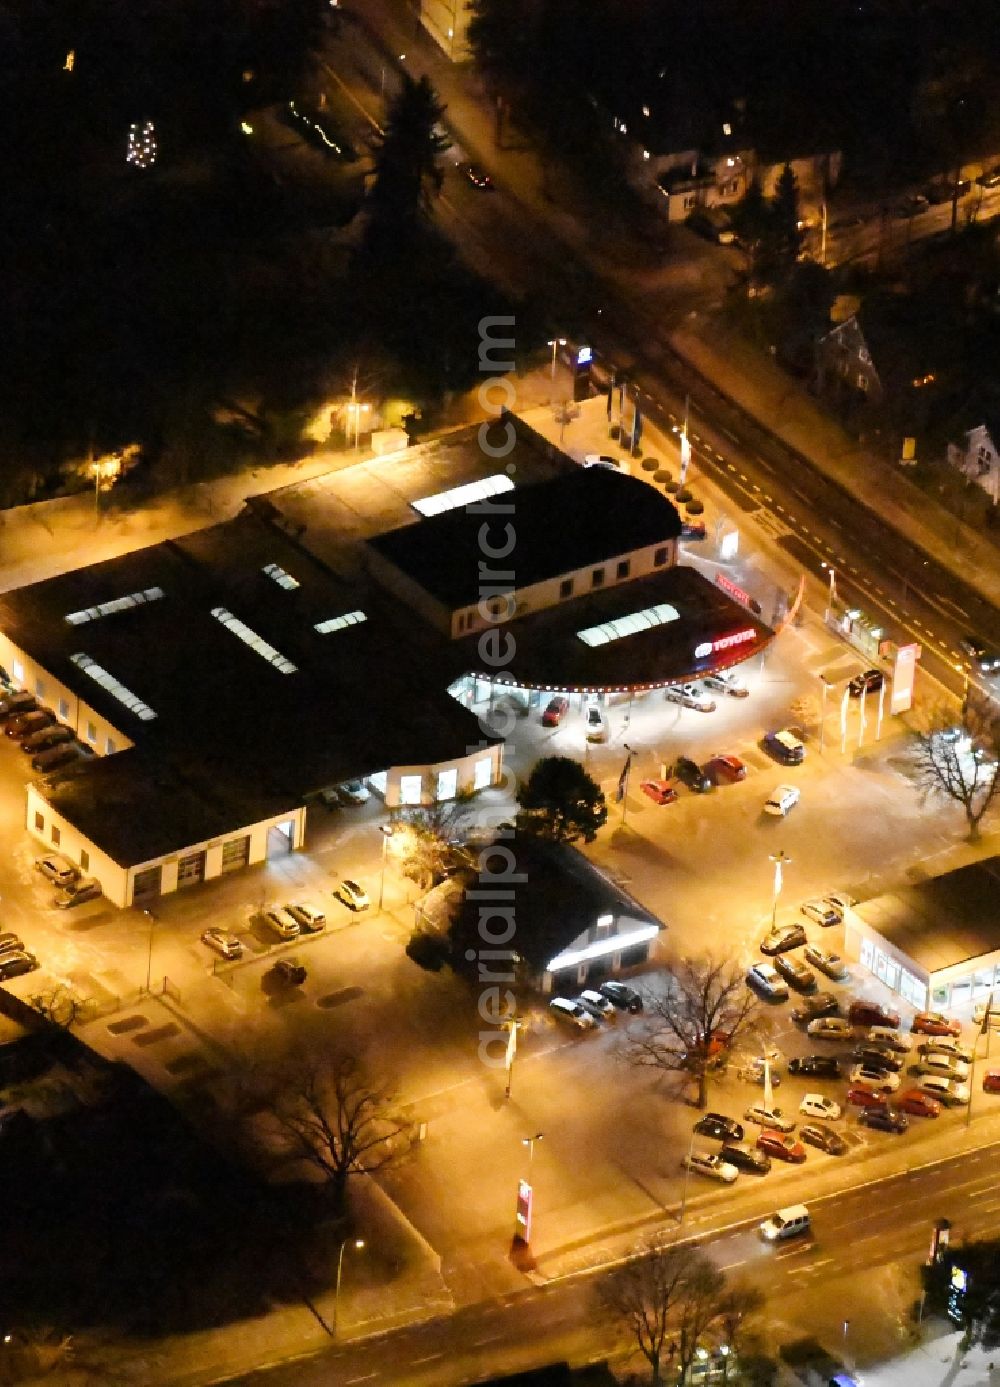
left=211, top=607, right=297, bottom=674
left=315, top=610, right=367, bottom=635
left=287, top=101, right=345, bottom=155
left=65, top=587, right=165, bottom=625
left=577, top=602, right=680, bottom=648
left=547, top=924, right=659, bottom=972
left=70, top=653, right=156, bottom=721
left=263, top=563, right=300, bottom=591
left=412, top=473, right=515, bottom=518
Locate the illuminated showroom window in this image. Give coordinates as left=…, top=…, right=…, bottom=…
left=369, top=771, right=388, bottom=796
left=58, top=699, right=69, bottom=719
left=35, top=678, right=45, bottom=697
left=474, top=756, right=493, bottom=790
left=70, top=654, right=156, bottom=722
left=12, top=661, right=23, bottom=684
left=262, top=563, right=299, bottom=591
left=65, top=587, right=164, bottom=625
left=315, top=610, right=367, bottom=635
left=577, top=601, right=680, bottom=648
left=413, top=474, right=514, bottom=518
left=211, top=607, right=297, bottom=674
left=400, top=774, right=422, bottom=805
left=436, top=767, right=458, bottom=800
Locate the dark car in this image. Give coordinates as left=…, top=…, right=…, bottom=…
left=719, top=1142, right=771, bottom=1174
left=0, top=952, right=37, bottom=981
left=926, top=177, right=971, bottom=203
left=791, top=991, right=840, bottom=1023
left=31, top=743, right=80, bottom=773
left=53, top=877, right=102, bottom=909
left=693, top=1112, right=744, bottom=1143
left=848, top=669, right=884, bottom=698
left=977, top=167, right=1000, bottom=188
left=0, top=692, right=36, bottom=720
left=21, top=723, right=73, bottom=754
left=762, top=729, right=805, bottom=765
left=5, top=710, right=54, bottom=740
left=542, top=696, right=570, bottom=726
left=862, top=1106, right=908, bottom=1134
left=788, top=1055, right=842, bottom=1079
left=674, top=756, right=713, bottom=793
left=799, top=1122, right=847, bottom=1155
left=0, top=934, right=23, bottom=955
left=760, top=923, right=807, bottom=955
left=269, top=958, right=307, bottom=986
left=851, top=1045, right=903, bottom=1073
left=598, top=979, right=643, bottom=1013
left=958, top=635, right=1000, bottom=672
left=774, top=955, right=817, bottom=993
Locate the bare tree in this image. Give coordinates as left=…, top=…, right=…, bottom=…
left=248, top=1053, right=406, bottom=1215
left=394, top=792, right=476, bottom=889
left=912, top=712, right=1000, bottom=841
left=715, top=1284, right=766, bottom=1381
left=676, top=1257, right=727, bottom=1384
left=599, top=1239, right=725, bottom=1385
left=626, top=955, right=760, bottom=1108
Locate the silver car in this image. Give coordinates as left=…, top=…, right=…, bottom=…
left=682, top=1150, right=738, bottom=1184
left=285, top=902, right=326, bottom=933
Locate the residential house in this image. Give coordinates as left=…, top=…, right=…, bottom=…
left=947, top=419, right=1000, bottom=504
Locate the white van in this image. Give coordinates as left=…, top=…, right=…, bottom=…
left=760, top=1204, right=810, bottom=1242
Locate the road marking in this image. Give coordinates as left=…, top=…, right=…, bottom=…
left=345, top=1374, right=379, bottom=1384
left=412, top=1352, right=445, bottom=1363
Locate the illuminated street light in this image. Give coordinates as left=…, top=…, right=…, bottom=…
left=522, top=1131, right=544, bottom=1171
left=377, top=824, right=392, bottom=912
left=547, top=337, right=566, bottom=388
left=821, top=562, right=836, bottom=621
left=769, top=850, right=791, bottom=931
left=333, top=1237, right=365, bottom=1338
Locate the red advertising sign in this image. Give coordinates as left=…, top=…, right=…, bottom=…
left=890, top=642, right=920, bottom=715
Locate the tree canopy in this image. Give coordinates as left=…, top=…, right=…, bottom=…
left=516, top=756, right=608, bottom=844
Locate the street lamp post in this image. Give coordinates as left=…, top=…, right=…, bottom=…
left=821, top=562, right=836, bottom=622
left=333, top=1237, right=365, bottom=1338
left=522, top=1131, right=544, bottom=1174
left=818, top=675, right=831, bottom=754
left=547, top=337, right=566, bottom=400
left=377, top=825, right=392, bottom=912
left=679, top=1130, right=697, bottom=1225
left=769, top=850, right=791, bottom=932
left=143, top=908, right=155, bottom=994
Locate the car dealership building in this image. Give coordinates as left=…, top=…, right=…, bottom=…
left=0, top=416, right=777, bottom=907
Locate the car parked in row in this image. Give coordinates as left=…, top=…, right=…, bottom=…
left=846, top=1085, right=889, bottom=1110
left=665, top=683, right=716, bottom=713
left=897, top=1089, right=941, bottom=1118
left=802, top=945, right=848, bottom=980
left=0, top=691, right=37, bottom=720
left=541, top=696, right=569, bottom=727
left=862, top=1106, right=908, bottom=1134
left=918, top=1037, right=973, bottom=1064
left=788, top=1055, right=842, bottom=1079
left=285, top=903, right=326, bottom=933
left=334, top=879, right=369, bottom=912
left=916, top=1075, right=970, bottom=1106
left=0, top=934, right=24, bottom=956
left=640, top=778, right=677, bottom=806
left=800, top=899, right=842, bottom=928
left=911, top=1011, right=961, bottom=1037
left=743, top=1101, right=794, bottom=1132
left=258, top=907, right=300, bottom=941
left=852, top=1044, right=903, bottom=1073
left=32, top=743, right=81, bottom=773
left=598, top=980, right=643, bottom=1012
left=549, top=997, right=597, bottom=1031
left=702, top=672, right=749, bottom=699
left=760, top=923, right=807, bottom=956
left=682, top=1150, right=738, bottom=1184
left=719, top=1142, right=770, bottom=1174
left=869, top=1026, right=912, bottom=1053
left=21, top=723, right=73, bottom=754
left=775, top=955, right=816, bottom=993
left=35, top=855, right=80, bottom=888
left=694, top=1112, right=744, bottom=1143
left=0, top=952, right=37, bottom=981
left=799, top=1123, right=847, bottom=1155
left=673, top=756, right=713, bottom=793
left=799, top=1093, right=841, bottom=1121
left=6, top=710, right=54, bottom=740
left=576, top=989, right=615, bottom=1022
left=201, top=928, right=244, bottom=961
left=54, top=877, right=101, bottom=908
left=762, top=729, right=805, bottom=765
left=705, top=754, right=747, bottom=784
left=747, top=963, right=788, bottom=1000
left=849, top=1064, right=900, bottom=1093
left=914, top=1054, right=970, bottom=1082
left=983, top=1071, right=1000, bottom=1094
left=757, top=1130, right=806, bottom=1163
left=792, top=993, right=840, bottom=1023
left=806, top=1016, right=855, bottom=1041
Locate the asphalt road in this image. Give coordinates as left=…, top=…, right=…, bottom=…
left=232, top=1138, right=1000, bottom=1386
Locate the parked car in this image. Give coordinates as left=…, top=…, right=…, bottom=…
left=702, top=672, right=749, bottom=699
left=31, top=743, right=81, bottom=773
left=693, top=1112, right=744, bottom=1143
left=895, top=193, right=930, bottom=217
left=576, top=989, right=615, bottom=1022
left=705, top=754, right=747, bottom=784
left=583, top=454, right=623, bottom=470
left=917, top=1037, right=973, bottom=1064
left=799, top=1093, right=841, bottom=1121
left=915, top=1053, right=970, bottom=1082
left=0, top=952, right=37, bottom=980
left=0, top=934, right=23, bottom=955
left=845, top=1085, right=890, bottom=1110
left=719, top=1141, right=770, bottom=1174
left=762, top=729, right=805, bottom=764
left=799, top=1122, right=847, bottom=1155
left=598, top=979, right=643, bottom=1013
left=285, top=903, right=326, bottom=933
left=34, top=855, right=79, bottom=888
left=639, top=777, right=677, bottom=805
left=0, top=692, right=36, bottom=720
left=201, top=927, right=244, bottom=961
left=269, top=958, right=307, bottom=986
left=806, top=1016, right=855, bottom=1040
left=862, top=1106, right=908, bottom=1134
left=549, top=997, right=597, bottom=1030
left=977, top=166, right=1000, bottom=188
left=868, top=1026, right=913, bottom=1053
left=852, top=1044, right=903, bottom=1072
left=983, top=1071, right=1000, bottom=1094
left=775, top=955, right=817, bottom=993
left=739, top=1056, right=782, bottom=1087
left=823, top=891, right=856, bottom=915
left=757, top=1130, right=806, bottom=1163
left=760, top=923, right=807, bottom=956
left=973, top=1000, right=1000, bottom=1031
left=585, top=704, right=608, bottom=743
left=258, top=907, right=300, bottom=940
left=674, top=756, right=713, bottom=793
left=336, top=780, right=370, bottom=805
left=764, top=784, right=800, bottom=817
left=897, top=1088, right=942, bottom=1117
left=53, top=877, right=102, bottom=908
left=541, top=696, right=569, bottom=726
left=682, top=1150, right=738, bottom=1184
left=926, top=176, right=971, bottom=203
left=333, top=879, right=369, bottom=912
left=788, top=1055, right=841, bottom=1079
left=21, top=723, right=73, bottom=753
left=911, top=1011, right=961, bottom=1037
left=800, top=899, right=842, bottom=929
left=746, top=963, right=788, bottom=1000
left=743, top=1101, right=794, bottom=1132
left=802, top=945, right=848, bottom=980
left=792, top=993, right=840, bottom=1023
left=849, top=1065, right=900, bottom=1093
left=848, top=1000, right=900, bottom=1029
left=6, top=710, right=54, bottom=740
left=848, top=669, right=884, bottom=697
left=680, top=519, right=707, bottom=541
left=664, top=683, right=716, bottom=713
left=917, top=1075, right=970, bottom=1106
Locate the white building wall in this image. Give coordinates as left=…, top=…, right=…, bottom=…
left=26, top=783, right=130, bottom=907
left=0, top=633, right=134, bottom=755
left=384, top=743, right=502, bottom=808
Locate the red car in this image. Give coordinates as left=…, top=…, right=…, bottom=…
left=541, top=696, right=569, bottom=727
left=757, top=1130, right=806, bottom=1163
left=846, top=1085, right=889, bottom=1110
left=912, top=1011, right=961, bottom=1038
left=640, top=778, right=678, bottom=805
left=897, top=1088, right=941, bottom=1118
left=983, top=1071, right=1000, bottom=1094
left=706, top=755, right=747, bottom=784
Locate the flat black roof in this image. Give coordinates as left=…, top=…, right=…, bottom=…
left=367, top=470, right=683, bottom=608
left=852, top=857, right=1000, bottom=975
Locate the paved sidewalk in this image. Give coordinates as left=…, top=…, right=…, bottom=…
left=863, top=1321, right=1000, bottom=1387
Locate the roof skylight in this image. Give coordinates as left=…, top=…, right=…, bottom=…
left=412, top=474, right=514, bottom=518
left=65, top=587, right=165, bottom=625
left=263, top=563, right=300, bottom=591
left=577, top=602, right=680, bottom=648
left=315, top=610, right=367, bottom=635
left=211, top=607, right=297, bottom=674
left=69, top=653, right=157, bottom=721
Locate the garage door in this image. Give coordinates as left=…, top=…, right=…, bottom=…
left=221, top=836, right=250, bottom=873
left=132, top=865, right=162, bottom=901
left=177, top=851, right=206, bottom=888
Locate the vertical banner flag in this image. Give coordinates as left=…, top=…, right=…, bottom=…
left=631, top=402, right=643, bottom=451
